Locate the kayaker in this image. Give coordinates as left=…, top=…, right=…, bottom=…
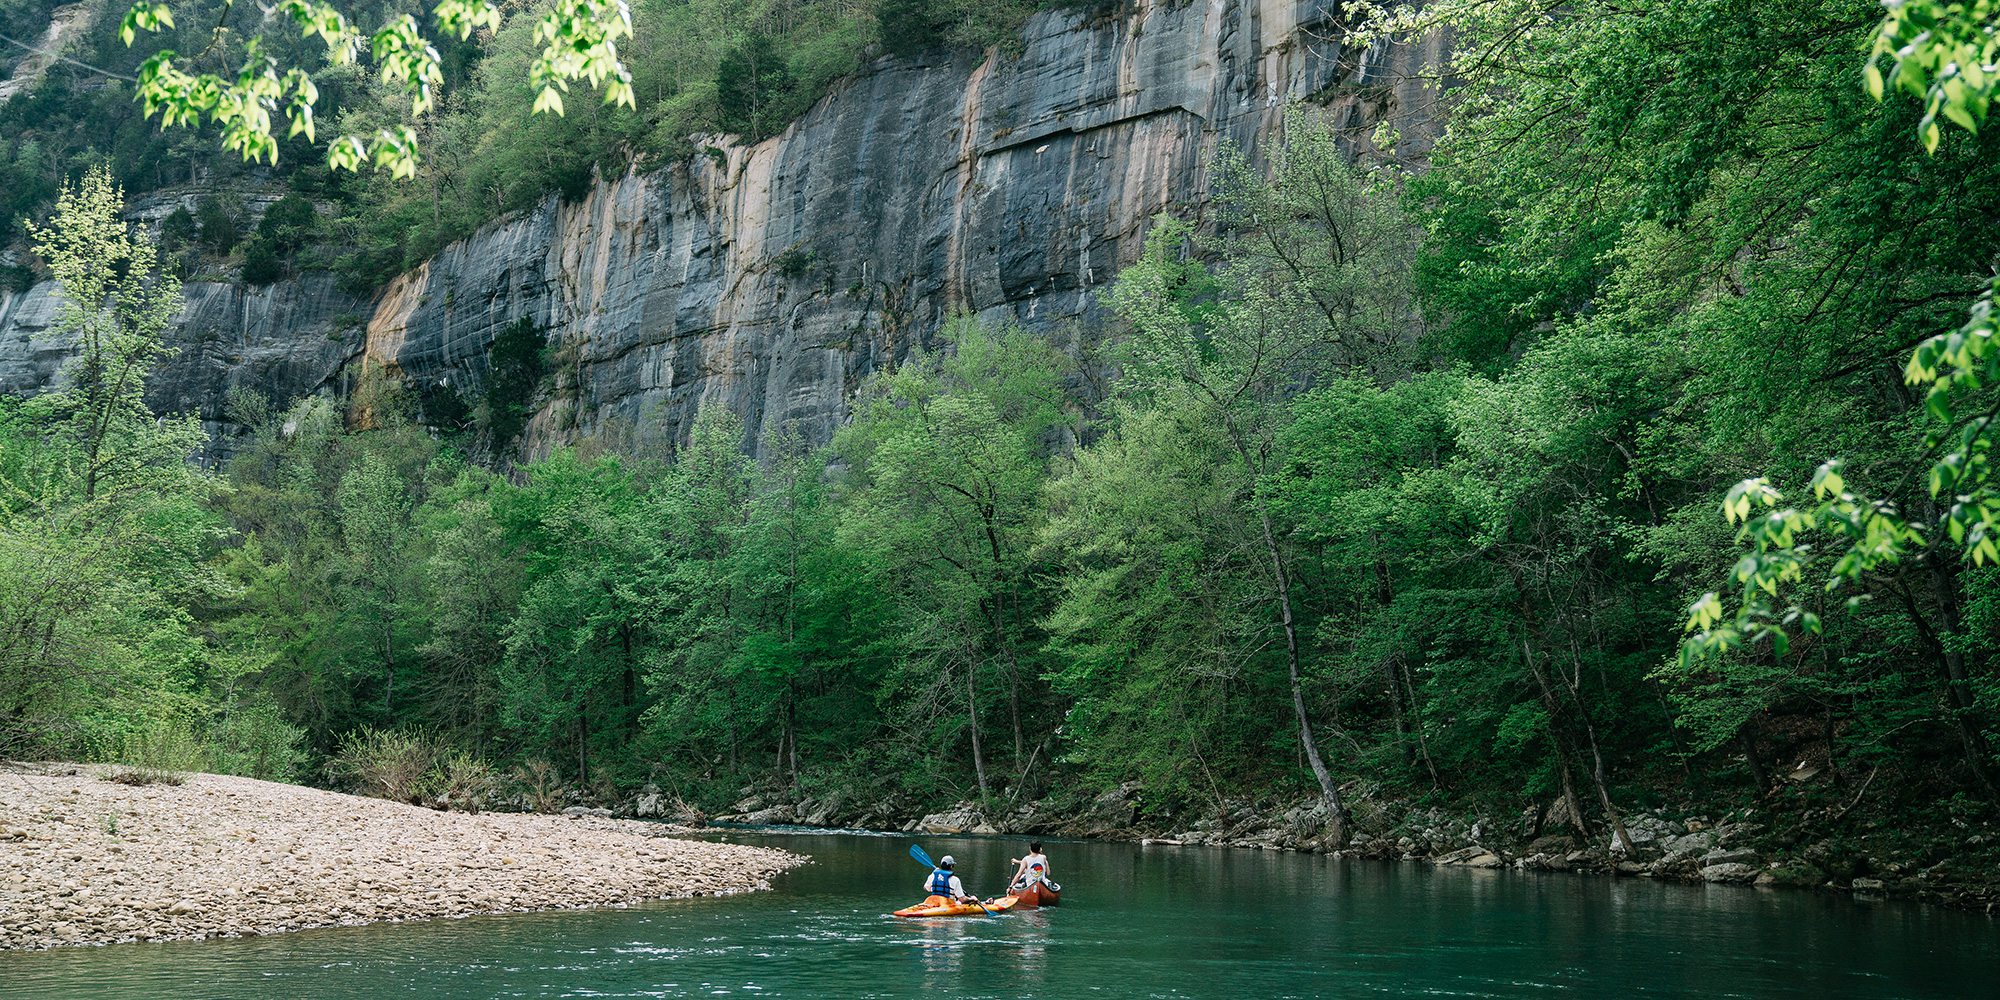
left=1008, top=841, right=1051, bottom=891
left=924, top=855, right=971, bottom=901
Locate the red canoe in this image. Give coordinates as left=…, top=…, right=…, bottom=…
left=1008, top=880, right=1061, bottom=907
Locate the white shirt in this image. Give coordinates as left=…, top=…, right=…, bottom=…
left=1019, top=853, right=1050, bottom=883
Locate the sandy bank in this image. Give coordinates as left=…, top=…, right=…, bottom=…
left=0, top=763, right=804, bottom=950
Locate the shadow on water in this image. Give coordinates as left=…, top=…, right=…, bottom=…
left=0, top=827, right=1993, bottom=999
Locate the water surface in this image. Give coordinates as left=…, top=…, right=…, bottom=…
left=2, top=826, right=1991, bottom=998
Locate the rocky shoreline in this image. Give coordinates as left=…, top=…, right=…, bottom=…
left=692, top=782, right=2000, bottom=914
left=0, top=763, right=804, bottom=951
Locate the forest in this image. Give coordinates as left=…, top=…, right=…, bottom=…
left=3, top=0, right=2000, bottom=869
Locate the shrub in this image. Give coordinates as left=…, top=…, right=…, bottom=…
left=110, top=717, right=210, bottom=786
left=207, top=705, right=309, bottom=782
left=159, top=205, right=197, bottom=249
left=513, top=758, right=565, bottom=814
left=196, top=196, right=240, bottom=254
left=433, top=752, right=498, bottom=814
left=327, top=726, right=437, bottom=803
left=478, top=317, right=548, bottom=451
left=327, top=727, right=498, bottom=811
left=0, top=263, right=34, bottom=294
left=257, top=194, right=318, bottom=253
left=240, top=236, right=285, bottom=285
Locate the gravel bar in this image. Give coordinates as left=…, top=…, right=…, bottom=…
left=0, top=763, right=804, bottom=950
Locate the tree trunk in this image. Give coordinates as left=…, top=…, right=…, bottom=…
left=968, top=663, right=989, bottom=798
left=1260, top=506, right=1348, bottom=842
left=1555, top=747, right=1592, bottom=840
left=1522, top=634, right=1630, bottom=853
left=1922, top=562, right=2000, bottom=798
left=382, top=611, right=396, bottom=717
left=1219, top=418, right=1348, bottom=843
left=1739, top=730, right=1770, bottom=798
left=1397, top=655, right=1445, bottom=789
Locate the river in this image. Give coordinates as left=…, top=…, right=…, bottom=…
left=1, top=826, right=1992, bottom=998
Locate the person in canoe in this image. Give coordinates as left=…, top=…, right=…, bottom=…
left=924, top=855, right=972, bottom=902
left=1008, top=841, right=1051, bottom=892
left=1005, top=840, right=1060, bottom=905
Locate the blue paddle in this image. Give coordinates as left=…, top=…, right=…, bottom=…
left=907, top=843, right=992, bottom=916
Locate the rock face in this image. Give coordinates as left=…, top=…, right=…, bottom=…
left=0, top=0, right=1444, bottom=459
left=0, top=274, right=366, bottom=465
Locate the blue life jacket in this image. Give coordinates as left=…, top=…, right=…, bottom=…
left=928, top=868, right=953, bottom=895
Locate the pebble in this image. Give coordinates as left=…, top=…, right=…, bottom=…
left=0, top=763, right=803, bottom=951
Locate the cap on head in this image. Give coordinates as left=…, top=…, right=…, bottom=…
left=939, top=855, right=956, bottom=869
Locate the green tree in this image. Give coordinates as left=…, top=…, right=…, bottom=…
left=1089, top=119, right=1413, bottom=839
left=834, top=318, right=1072, bottom=799
left=715, top=33, right=794, bottom=140
left=0, top=165, right=219, bottom=758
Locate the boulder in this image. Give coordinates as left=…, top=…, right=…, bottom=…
left=629, top=790, right=665, bottom=818
left=800, top=799, right=843, bottom=827
left=1064, top=782, right=1143, bottom=837
left=917, top=803, right=985, bottom=835
left=1618, top=815, right=1681, bottom=850
left=1649, top=851, right=1702, bottom=877
left=1526, top=833, right=1577, bottom=855
left=1660, top=831, right=1717, bottom=855
left=739, top=804, right=796, bottom=825
left=1700, top=863, right=1761, bottom=884
left=1701, top=846, right=1759, bottom=867
left=1852, top=878, right=1887, bottom=893
left=1711, top=821, right=1764, bottom=846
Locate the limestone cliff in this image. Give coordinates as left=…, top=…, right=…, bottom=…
left=0, top=0, right=1443, bottom=459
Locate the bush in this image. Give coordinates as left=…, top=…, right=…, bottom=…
left=327, top=726, right=438, bottom=803
left=196, top=196, right=240, bottom=254
left=208, top=705, right=309, bottom=782
left=327, top=726, right=498, bottom=811
left=513, top=758, right=566, bottom=814
left=0, top=262, right=34, bottom=293
left=240, top=236, right=285, bottom=285
left=478, top=317, right=548, bottom=450
left=111, top=717, right=210, bottom=785
left=159, top=205, right=196, bottom=249
left=434, top=752, right=498, bottom=814
left=877, top=0, right=948, bottom=56
left=257, top=194, right=318, bottom=253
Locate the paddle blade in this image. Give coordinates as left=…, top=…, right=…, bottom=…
left=908, top=843, right=935, bottom=869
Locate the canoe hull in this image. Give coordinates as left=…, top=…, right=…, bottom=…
left=1008, top=881, right=1061, bottom=907
left=892, top=894, right=1020, bottom=918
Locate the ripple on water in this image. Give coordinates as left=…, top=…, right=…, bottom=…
left=1, top=830, right=1994, bottom=999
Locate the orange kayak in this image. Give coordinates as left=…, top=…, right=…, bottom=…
left=892, top=894, right=1020, bottom=918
